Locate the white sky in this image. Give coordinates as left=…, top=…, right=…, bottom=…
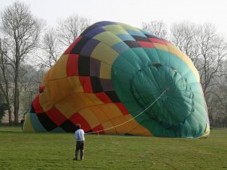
left=0, top=0, right=227, bottom=38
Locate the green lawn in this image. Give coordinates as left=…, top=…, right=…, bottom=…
left=0, top=127, right=227, bottom=170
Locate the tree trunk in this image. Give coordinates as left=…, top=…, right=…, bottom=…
left=13, top=73, right=20, bottom=124
left=13, top=56, right=20, bottom=124
left=8, top=110, right=12, bottom=125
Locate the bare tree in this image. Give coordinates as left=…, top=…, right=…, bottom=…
left=170, top=22, right=200, bottom=65
left=41, top=28, right=62, bottom=68
left=57, top=15, right=90, bottom=48
left=195, top=24, right=227, bottom=93
left=0, top=38, right=13, bottom=124
left=19, top=64, right=41, bottom=114
left=142, top=21, right=168, bottom=39
left=39, top=15, right=90, bottom=69
left=0, top=2, right=42, bottom=124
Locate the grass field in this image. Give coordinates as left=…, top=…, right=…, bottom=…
left=0, top=127, right=227, bottom=170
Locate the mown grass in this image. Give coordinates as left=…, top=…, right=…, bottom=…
left=0, top=127, right=227, bottom=170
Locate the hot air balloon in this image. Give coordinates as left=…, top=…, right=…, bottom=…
left=23, top=21, right=210, bottom=138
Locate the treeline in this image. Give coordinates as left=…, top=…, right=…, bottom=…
left=0, top=1, right=227, bottom=127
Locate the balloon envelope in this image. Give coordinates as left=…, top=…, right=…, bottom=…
left=24, top=21, right=210, bottom=138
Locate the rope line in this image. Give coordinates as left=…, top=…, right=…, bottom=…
left=86, top=88, right=168, bottom=135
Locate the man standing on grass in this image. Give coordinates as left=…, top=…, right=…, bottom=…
left=74, top=124, right=85, bottom=160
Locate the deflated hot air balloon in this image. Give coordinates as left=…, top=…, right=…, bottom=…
left=24, top=21, right=210, bottom=138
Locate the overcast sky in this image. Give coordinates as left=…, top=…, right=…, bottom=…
left=0, top=0, right=227, bottom=38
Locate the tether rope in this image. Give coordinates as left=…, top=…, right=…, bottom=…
left=86, top=88, right=168, bottom=135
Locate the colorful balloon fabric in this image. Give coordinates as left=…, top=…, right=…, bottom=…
left=24, top=21, right=210, bottom=138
